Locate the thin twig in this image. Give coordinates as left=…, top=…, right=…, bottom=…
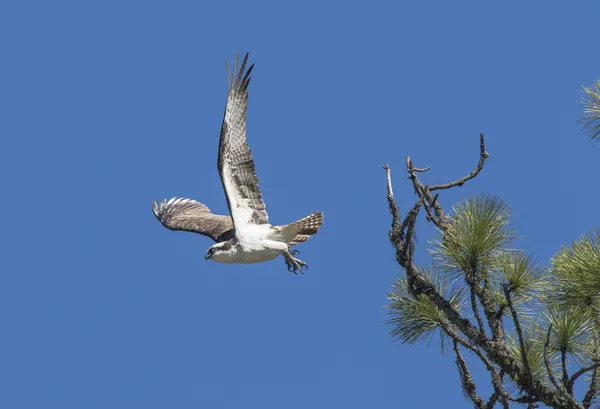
left=400, top=199, right=422, bottom=239
left=454, top=339, right=486, bottom=409
left=405, top=156, right=442, bottom=229
left=384, top=164, right=403, bottom=252
left=383, top=164, right=394, bottom=200
left=543, top=326, right=583, bottom=409
left=544, top=325, right=563, bottom=391
left=429, top=193, right=439, bottom=209
left=470, top=287, right=487, bottom=338
left=567, top=362, right=600, bottom=395
left=429, top=133, right=490, bottom=191
left=441, top=321, right=493, bottom=368
left=440, top=321, right=513, bottom=408
left=503, top=284, right=533, bottom=384
left=384, top=164, right=400, bottom=231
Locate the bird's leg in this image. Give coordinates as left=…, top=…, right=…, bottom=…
left=283, top=248, right=308, bottom=274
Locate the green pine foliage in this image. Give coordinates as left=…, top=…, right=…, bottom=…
left=580, top=79, right=600, bottom=142
left=386, top=194, right=600, bottom=407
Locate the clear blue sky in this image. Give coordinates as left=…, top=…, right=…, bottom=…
left=1, top=1, right=599, bottom=408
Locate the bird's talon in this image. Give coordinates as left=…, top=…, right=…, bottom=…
left=284, top=252, right=308, bottom=275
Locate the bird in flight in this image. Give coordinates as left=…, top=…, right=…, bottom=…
left=152, top=52, right=323, bottom=274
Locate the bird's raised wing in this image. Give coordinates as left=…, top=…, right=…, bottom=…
left=218, top=52, right=269, bottom=232
left=152, top=198, right=234, bottom=242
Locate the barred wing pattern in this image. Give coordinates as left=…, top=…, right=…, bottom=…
left=152, top=198, right=234, bottom=242
left=218, top=52, right=269, bottom=231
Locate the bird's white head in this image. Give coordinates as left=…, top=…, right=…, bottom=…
left=205, top=241, right=236, bottom=263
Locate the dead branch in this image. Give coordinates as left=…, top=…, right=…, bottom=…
left=383, top=133, right=584, bottom=409
left=440, top=320, right=513, bottom=408
left=429, top=133, right=490, bottom=191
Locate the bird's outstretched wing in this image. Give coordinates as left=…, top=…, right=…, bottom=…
left=152, top=198, right=234, bottom=242
left=218, top=52, right=269, bottom=232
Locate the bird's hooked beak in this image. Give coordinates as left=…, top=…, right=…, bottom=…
left=205, top=253, right=211, bottom=261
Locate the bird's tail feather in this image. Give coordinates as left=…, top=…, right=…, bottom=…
left=277, top=211, right=324, bottom=248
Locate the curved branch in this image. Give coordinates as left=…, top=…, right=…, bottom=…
left=429, top=133, right=490, bottom=191
left=567, top=362, right=600, bottom=395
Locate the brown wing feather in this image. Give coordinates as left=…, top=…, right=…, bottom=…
left=218, top=52, right=269, bottom=228
left=276, top=211, right=324, bottom=248
left=152, top=198, right=234, bottom=242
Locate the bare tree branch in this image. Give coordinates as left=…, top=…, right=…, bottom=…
left=485, top=390, right=499, bottom=409
left=567, top=363, right=600, bottom=396
left=406, top=157, right=440, bottom=228
left=454, top=339, right=486, bottom=409
left=470, top=288, right=487, bottom=338
left=407, top=138, right=501, bottom=349
left=384, top=164, right=401, bottom=234
left=429, top=133, right=490, bottom=191
left=440, top=321, right=512, bottom=408
left=383, top=164, right=395, bottom=202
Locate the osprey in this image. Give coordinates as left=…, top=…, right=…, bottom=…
left=152, top=52, right=323, bottom=274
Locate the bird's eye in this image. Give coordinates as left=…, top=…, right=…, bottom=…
left=210, top=248, right=216, bottom=254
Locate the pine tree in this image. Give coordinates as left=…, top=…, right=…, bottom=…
left=384, top=133, right=599, bottom=409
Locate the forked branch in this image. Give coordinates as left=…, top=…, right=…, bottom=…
left=454, top=339, right=486, bottom=409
